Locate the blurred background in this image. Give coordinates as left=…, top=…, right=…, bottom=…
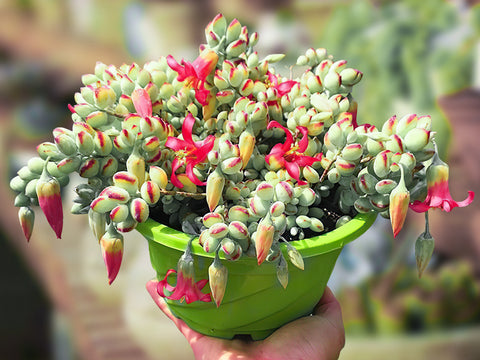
left=1, top=0, right=480, bottom=359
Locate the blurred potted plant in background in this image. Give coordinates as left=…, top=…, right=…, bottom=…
left=9, top=13, right=474, bottom=339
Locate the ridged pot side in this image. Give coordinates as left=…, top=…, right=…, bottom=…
left=137, top=212, right=376, bottom=340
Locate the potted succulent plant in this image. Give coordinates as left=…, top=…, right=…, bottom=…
left=10, top=14, right=474, bottom=340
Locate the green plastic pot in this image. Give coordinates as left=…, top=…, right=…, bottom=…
left=136, top=212, right=376, bottom=340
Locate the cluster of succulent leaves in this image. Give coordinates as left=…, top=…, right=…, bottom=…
left=10, top=14, right=436, bottom=292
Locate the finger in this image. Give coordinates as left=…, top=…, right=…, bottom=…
left=313, top=286, right=345, bottom=352
left=313, top=286, right=341, bottom=317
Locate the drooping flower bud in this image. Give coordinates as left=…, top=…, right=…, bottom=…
left=18, top=207, right=35, bottom=242
left=415, top=230, right=435, bottom=278
left=208, top=253, right=228, bottom=307
left=286, top=242, right=304, bottom=270
left=36, top=168, right=63, bottom=238
left=276, top=255, right=289, bottom=289
left=100, top=223, right=124, bottom=285
left=389, top=164, right=410, bottom=238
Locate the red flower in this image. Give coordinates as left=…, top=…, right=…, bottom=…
left=157, top=247, right=211, bottom=304
left=265, top=121, right=321, bottom=184
left=267, top=72, right=298, bottom=97
left=167, top=49, right=218, bottom=106
left=410, top=153, right=474, bottom=213
left=165, top=114, right=215, bottom=188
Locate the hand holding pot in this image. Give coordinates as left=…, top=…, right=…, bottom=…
left=146, top=280, right=345, bottom=360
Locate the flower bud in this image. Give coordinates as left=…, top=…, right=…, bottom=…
left=18, top=207, right=35, bottom=242
left=209, top=255, right=228, bottom=307
left=286, top=243, right=304, bottom=270
left=36, top=169, right=63, bottom=238
left=100, top=224, right=124, bottom=284
left=130, top=197, right=149, bottom=223
left=415, top=231, right=435, bottom=278
left=276, top=255, right=289, bottom=289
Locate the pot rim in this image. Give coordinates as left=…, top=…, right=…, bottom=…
left=136, top=212, right=377, bottom=259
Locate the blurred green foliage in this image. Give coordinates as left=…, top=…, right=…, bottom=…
left=318, top=0, right=478, bottom=157
left=338, top=261, right=480, bottom=335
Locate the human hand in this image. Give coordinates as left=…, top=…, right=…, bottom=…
left=146, top=280, right=345, bottom=360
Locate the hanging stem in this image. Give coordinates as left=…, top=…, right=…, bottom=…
left=424, top=211, right=431, bottom=237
